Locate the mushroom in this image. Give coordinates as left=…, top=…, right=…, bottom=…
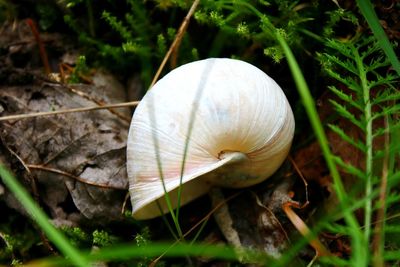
left=127, top=58, right=295, bottom=220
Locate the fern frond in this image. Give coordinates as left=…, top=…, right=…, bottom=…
left=359, top=43, right=381, bottom=59
left=324, top=68, right=361, bottom=92
left=328, top=124, right=366, bottom=152
left=372, top=104, right=400, bottom=120
left=372, top=91, right=400, bottom=105
left=333, top=156, right=365, bottom=180
left=321, top=37, right=400, bottom=255
left=366, top=56, right=389, bottom=72
left=102, top=11, right=133, bottom=41
left=372, top=123, right=400, bottom=138
left=328, top=86, right=363, bottom=111
left=329, top=99, right=364, bottom=130
left=368, top=74, right=398, bottom=89
left=324, top=54, right=358, bottom=75
left=325, top=39, right=354, bottom=59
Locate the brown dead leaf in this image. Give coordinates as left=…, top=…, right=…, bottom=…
left=0, top=19, right=137, bottom=224
left=0, top=76, right=130, bottom=224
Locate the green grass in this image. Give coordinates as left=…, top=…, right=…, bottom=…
left=356, top=0, right=400, bottom=76
left=0, top=164, right=89, bottom=267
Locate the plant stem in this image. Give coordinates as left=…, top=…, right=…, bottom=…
left=353, top=45, right=373, bottom=246
left=26, top=19, right=51, bottom=75
left=372, top=115, right=389, bottom=267
left=275, top=31, right=367, bottom=266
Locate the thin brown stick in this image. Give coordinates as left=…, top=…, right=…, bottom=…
left=0, top=134, right=39, bottom=202
left=289, top=155, right=309, bottom=208
left=121, top=192, right=130, bottom=214
left=27, top=164, right=127, bottom=190
left=372, top=115, right=390, bottom=267
left=0, top=101, right=139, bottom=122
left=63, top=84, right=132, bottom=123
left=26, top=19, right=51, bottom=75
left=149, top=0, right=201, bottom=88
left=252, top=191, right=291, bottom=243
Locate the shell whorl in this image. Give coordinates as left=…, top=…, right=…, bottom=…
left=127, top=58, right=295, bottom=219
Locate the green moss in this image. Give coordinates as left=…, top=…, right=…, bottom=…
left=61, top=226, right=90, bottom=247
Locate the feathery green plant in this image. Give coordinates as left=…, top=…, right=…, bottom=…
left=194, top=0, right=316, bottom=62
left=319, top=36, right=400, bottom=265
left=356, top=0, right=400, bottom=76
left=101, top=0, right=154, bottom=86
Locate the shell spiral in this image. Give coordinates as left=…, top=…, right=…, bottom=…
left=127, top=58, right=295, bottom=219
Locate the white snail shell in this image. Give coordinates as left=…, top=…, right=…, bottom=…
left=127, top=58, right=295, bottom=219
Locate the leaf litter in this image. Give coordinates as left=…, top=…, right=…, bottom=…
left=0, top=21, right=132, bottom=225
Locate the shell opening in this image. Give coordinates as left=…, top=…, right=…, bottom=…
left=217, top=150, right=248, bottom=162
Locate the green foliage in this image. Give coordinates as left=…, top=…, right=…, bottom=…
left=133, top=227, right=155, bottom=267
left=64, top=0, right=202, bottom=88
left=92, top=230, right=117, bottom=247
left=356, top=0, right=400, bottom=76
left=322, top=7, right=358, bottom=38
left=194, top=0, right=316, bottom=62
left=69, top=55, right=90, bottom=83
left=0, top=227, right=38, bottom=263
left=0, top=164, right=89, bottom=267
left=0, top=0, right=16, bottom=22
left=321, top=37, right=399, bottom=158
left=61, top=227, right=90, bottom=248
left=35, top=3, right=59, bottom=31
left=319, top=36, right=400, bottom=265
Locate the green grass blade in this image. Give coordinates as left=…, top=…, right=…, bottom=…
left=275, top=32, right=345, bottom=200
left=274, top=31, right=367, bottom=266
left=30, top=242, right=273, bottom=266
left=356, top=0, right=400, bottom=76
left=0, top=164, right=89, bottom=267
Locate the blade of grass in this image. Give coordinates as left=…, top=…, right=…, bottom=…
left=356, top=0, right=400, bottom=76
left=274, top=29, right=367, bottom=266
left=0, top=164, right=89, bottom=267
left=26, top=241, right=272, bottom=266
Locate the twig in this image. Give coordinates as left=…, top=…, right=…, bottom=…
left=0, top=134, right=39, bottom=204
left=289, top=155, right=309, bottom=207
left=252, top=191, right=291, bottom=244
left=372, top=115, right=390, bottom=267
left=149, top=0, right=201, bottom=88
left=121, top=192, right=131, bottom=214
left=26, top=19, right=51, bottom=75
left=63, top=84, right=132, bottom=123
left=27, top=164, right=127, bottom=190
left=0, top=101, right=139, bottom=122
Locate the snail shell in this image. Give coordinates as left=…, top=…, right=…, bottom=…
left=127, top=58, right=295, bottom=219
